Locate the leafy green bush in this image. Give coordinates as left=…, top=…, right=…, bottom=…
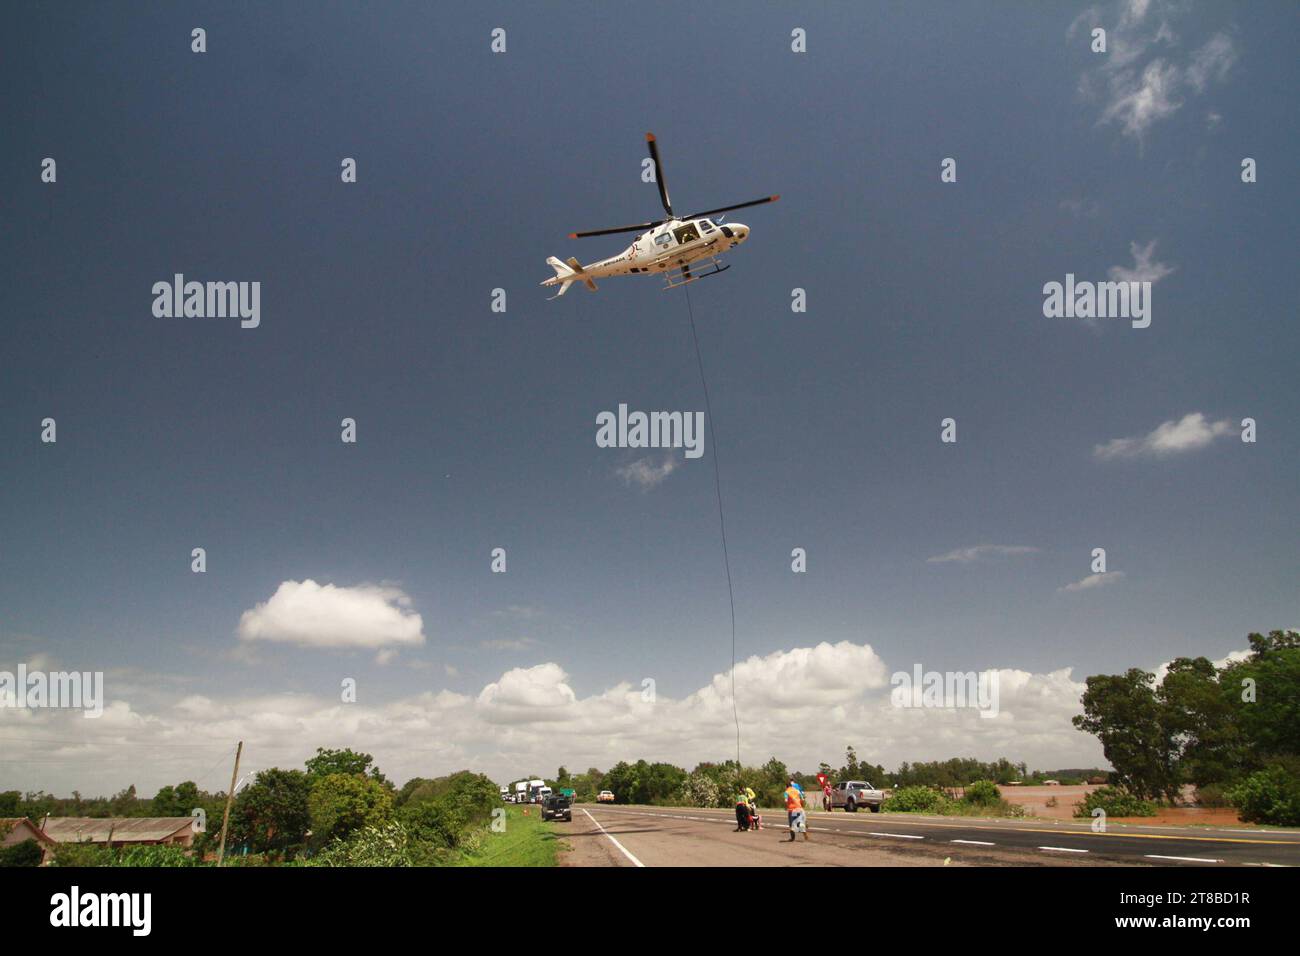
left=310, top=822, right=420, bottom=867
left=308, top=772, right=394, bottom=847
left=679, top=773, right=721, bottom=808
left=1228, top=766, right=1300, bottom=826
left=1073, top=786, right=1158, bottom=818
left=49, top=842, right=117, bottom=867
left=114, top=844, right=197, bottom=867
left=883, top=786, right=945, bottom=813
left=1195, top=783, right=1232, bottom=808
left=398, top=771, right=498, bottom=852
left=0, top=840, right=44, bottom=867
left=48, top=841, right=197, bottom=867
left=963, top=780, right=1001, bottom=806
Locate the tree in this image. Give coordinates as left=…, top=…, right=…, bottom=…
left=304, top=748, right=390, bottom=787
left=1223, top=631, right=1300, bottom=763
left=228, top=768, right=312, bottom=855
left=151, top=781, right=201, bottom=817
left=0, top=839, right=44, bottom=867
left=308, top=773, right=394, bottom=846
left=1073, top=669, right=1180, bottom=802
left=109, top=784, right=140, bottom=816
left=398, top=772, right=498, bottom=852
left=395, top=778, right=435, bottom=808
left=1159, top=657, right=1241, bottom=786
left=1073, top=630, right=1300, bottom=804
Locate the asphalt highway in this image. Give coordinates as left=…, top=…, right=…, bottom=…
left=560, top=803, right=1300, bottom=867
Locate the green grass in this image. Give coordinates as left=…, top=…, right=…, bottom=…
left=455, top=805, right=560, bottom=867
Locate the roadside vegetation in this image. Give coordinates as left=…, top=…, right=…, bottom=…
left=1073, top=786, right=1158, bottom=819
left=1073, top=630, right=1300, bottom=825
left=882, top=780, right=1026, bottom=818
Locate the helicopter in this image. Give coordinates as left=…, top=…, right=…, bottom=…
left=541, top=132, right=779, bottom=298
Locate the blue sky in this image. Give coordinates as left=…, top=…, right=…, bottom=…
left=2, top=1, right=1297, bottom=793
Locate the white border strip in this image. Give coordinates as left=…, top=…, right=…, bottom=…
left=582, top=808, right=647, bottom=867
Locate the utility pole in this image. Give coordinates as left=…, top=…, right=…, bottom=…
left=216, top=740, right=242, bottom=867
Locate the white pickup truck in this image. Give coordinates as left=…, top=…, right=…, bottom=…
left=826, top=780, right=884, bottom=812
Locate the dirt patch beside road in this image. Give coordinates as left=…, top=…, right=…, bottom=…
left=1000, top=785, right=1246, bottom=826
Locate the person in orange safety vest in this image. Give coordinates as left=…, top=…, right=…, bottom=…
left=784, top=780, right=807, bottom=842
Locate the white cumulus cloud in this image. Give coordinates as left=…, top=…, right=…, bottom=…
left=615, top=455, right=678, bottom=490
left=1108, top=239, right=1175, bottom=284
left=1073, top=1, right=1238, bottom=144
left=0, top=639, right=1116, bottom=795
left=1094, top=412, right=1234, bottom=460
left=1060, top=571, right=1126, bottom=592
left=237, top=580, right=426, bottom=650
left=927, top=545, right=1039, bottom=564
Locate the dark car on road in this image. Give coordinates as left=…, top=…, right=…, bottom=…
left=541, top=792, right=573, bottom=822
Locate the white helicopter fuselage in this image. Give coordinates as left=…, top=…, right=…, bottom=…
left=542, top=217, right=750, bottom=296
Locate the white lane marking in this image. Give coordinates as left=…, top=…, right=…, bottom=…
left=869, top=832, right=924, bottom=839
left=581, top=808, right=646, bottom=868
left=950, top=839, right=996, bottom=846
left=1039, top=846, right=1088, bottom=853
left=1145, top=854, right=1222, bottom=864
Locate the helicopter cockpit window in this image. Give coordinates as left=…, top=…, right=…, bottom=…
left=653, top=232, right=673, bottom=247
left=700, top=219, right=716, bottom=232
left=672, top=223, right=701, bottom=244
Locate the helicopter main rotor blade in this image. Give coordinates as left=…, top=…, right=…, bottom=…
left=646, top=132, right=673, bottom=217
left=682, top=195, right=780, bottom=220
left=568, top=219, right=664, bottom=239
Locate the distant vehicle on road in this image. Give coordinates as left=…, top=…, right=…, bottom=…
left=597, top=790, right=615, bottom=803
left=527, top=779, right=548, bottom=803
left=826, top=780, right=884, bottom=812
left=541, top=792, right=573, bottom=822
left=514, top=781, right=529, bottom=804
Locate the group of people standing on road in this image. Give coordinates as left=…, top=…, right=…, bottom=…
left=733, top=779, right=809, bottom=843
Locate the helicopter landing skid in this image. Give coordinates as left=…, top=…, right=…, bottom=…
left=662, top=257, right=730, bottom=290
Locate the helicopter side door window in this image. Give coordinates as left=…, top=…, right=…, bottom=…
left=653, top=232, right=673, bottom=248
left=672, top=223, right=701, bottom=244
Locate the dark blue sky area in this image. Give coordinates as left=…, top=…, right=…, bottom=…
left=2, top=2, right=1296, bottom=713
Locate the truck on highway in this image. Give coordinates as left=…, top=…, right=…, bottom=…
left=514, top=781, right=529, bottom=804
left=826, top=780, right=884, bottom=812
left=527, top=779, right=547, bottom=803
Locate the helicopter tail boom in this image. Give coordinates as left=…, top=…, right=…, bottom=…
left=542, top=255, right=597, bottom=299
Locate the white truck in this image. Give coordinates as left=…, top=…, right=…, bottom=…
left=826, top=780, right=884, bottom=812
left=514, top=781, right=529, bottom=804
left=527, top=779, right=547, bottom=803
